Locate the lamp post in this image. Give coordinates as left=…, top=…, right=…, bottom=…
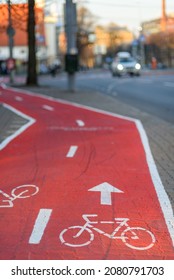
left=64, top=0, right=78, bottom=92
left=138, top=27, right=145, bottom=68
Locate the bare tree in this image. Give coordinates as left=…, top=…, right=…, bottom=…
left=148, top=31, right=174, bottom=67
left=77, top=6, right=97, bottom=67
left=27, top=0, right=37, bottom=85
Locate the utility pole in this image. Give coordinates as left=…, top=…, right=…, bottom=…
left=64, top=0, right=78, bottom=92
left=6, top=0, right=15, bottom=83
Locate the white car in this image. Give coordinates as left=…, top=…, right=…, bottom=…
left=111, top=53, right=141, bottom=77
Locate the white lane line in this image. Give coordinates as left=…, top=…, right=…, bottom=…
left=76, top=119, right=85, bottom=127
left=15, top=96, right=23, bottom=101
left=42, top=105, right=54, bottom=111
left=66, top=145, right=78, bottom=158
left=164, top=82, right=174, bottom=88
left=29, top=209, right=52, bottom=244
left=107, top=84, right=115, bottom=94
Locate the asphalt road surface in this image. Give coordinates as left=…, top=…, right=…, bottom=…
left=40, top=70, right=174, bottom=124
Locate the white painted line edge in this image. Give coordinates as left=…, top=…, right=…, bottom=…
left=136, top=120, right=174, bottom=246
left=29, top=209, right=52, bottom=244
left=42, top=104, right=54, bottom=111
left=76, top=119, right=85, bottom=127
left=3, top=84, right=136, bottom=122
left=66, top=146, right=78, bottom=158
left=15, top=96, right=23, bottom=101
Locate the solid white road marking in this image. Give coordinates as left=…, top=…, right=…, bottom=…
left=15, top=96, right=23, bottom=101
left=89, top=182, right=123, bottom=205
left=42, top=105, right=54, bottom=111
left=76, top=120, right=85, bottom=127
left=29, top=209, right=52, bottom=244
left=66, top=145, right=78, bottom=158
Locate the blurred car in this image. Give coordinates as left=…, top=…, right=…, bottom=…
left=111, top=52, right=141, bottom=77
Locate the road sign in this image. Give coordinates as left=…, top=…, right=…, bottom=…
left=0, top=85, right=174, bottom=259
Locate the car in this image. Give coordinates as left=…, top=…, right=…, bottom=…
left=111, top=52, right=141, bottom=77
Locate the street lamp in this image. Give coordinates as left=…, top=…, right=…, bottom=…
left=64, top=0, right=78, bottom=92
left=138, top=26, right=146, bottom=68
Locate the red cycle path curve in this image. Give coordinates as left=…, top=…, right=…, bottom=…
left=0, top=85, right=174, bottom=260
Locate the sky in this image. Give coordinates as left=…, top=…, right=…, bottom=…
left=84, top=0, right=174, bottom=31
left=0, top=0, right=174, bottom=31
left=57, top=0, right=174, bottom=32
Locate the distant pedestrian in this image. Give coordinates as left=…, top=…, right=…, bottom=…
left=151, top=57, right=157, bottom=70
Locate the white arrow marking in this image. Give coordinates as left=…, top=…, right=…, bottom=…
left=89, top=182, right=123, bottom=205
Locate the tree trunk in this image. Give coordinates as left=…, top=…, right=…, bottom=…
left=26, top=0, right=37, bottom=85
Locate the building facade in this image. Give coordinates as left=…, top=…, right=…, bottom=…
left=0, top=3, right=47, bottom=70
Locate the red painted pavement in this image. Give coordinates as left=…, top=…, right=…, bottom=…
left=0, top=85, right=174, bottom=260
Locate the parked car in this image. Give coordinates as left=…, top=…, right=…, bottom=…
left=111, top=52, right=141, bottom=77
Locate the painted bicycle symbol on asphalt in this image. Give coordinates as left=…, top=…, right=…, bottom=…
left=60, top=214, right=156, bottom=250
left=0, top=184, right=39, bottom=208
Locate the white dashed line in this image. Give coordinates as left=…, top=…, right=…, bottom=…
left=66, top=145, right=78, bottom=158
left=15, top=96, right=23, bottom=101
left=76, top=120, right=85, bottom=127
left=42, top=105, right=54, bottom=111
left=29, top=209, right=52, bottom=244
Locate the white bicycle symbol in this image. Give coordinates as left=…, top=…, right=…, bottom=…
left=60, top=214, right=156, bottom=250
left=0, top=184, right=39, bottom=208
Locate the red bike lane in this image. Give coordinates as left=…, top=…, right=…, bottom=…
left=0, top=85, right=174, bottom=259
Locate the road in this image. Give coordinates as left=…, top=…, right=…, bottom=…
left=79, top=71, right=174, bottom=124
left=0, top=70, right=174, bottom=260
left=40, top=70, right=174, bottom=124
left=39, top=70, right=174, bottom=214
